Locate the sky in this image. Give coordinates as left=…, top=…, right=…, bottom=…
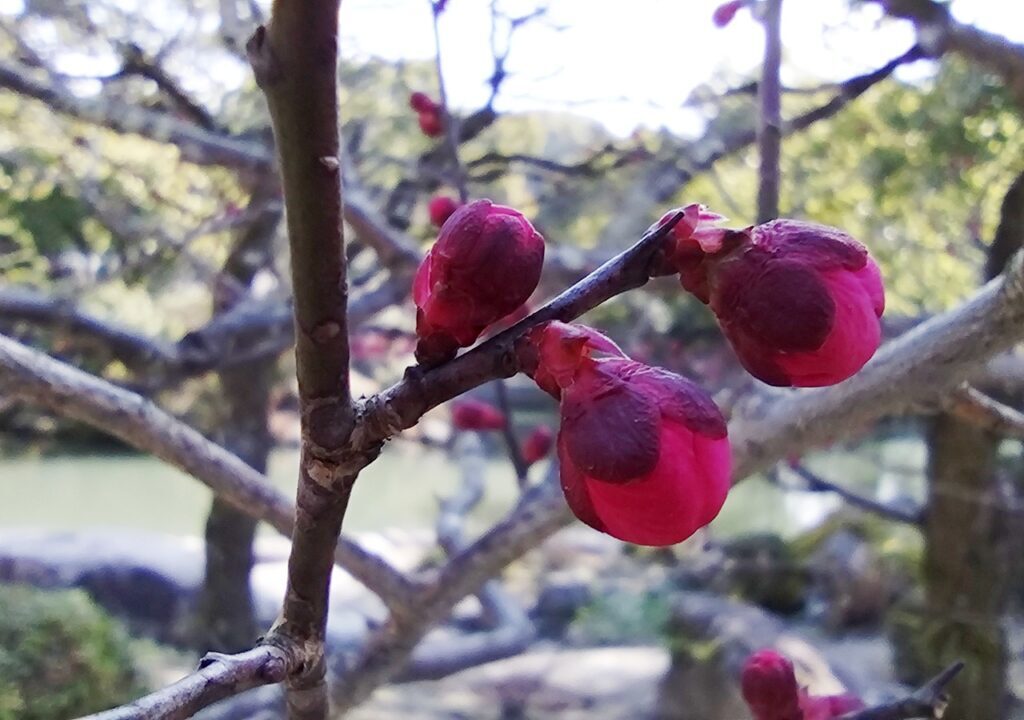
left=337, top=0, right=1024, bottom=136
left=2, top=0, right=1022, bottom=137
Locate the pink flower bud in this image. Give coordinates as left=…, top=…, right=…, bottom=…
left=414, top=200, right=545, bottom=364
left=713, top=0, right=746, bottom=27
left=521, top=425, right=554, bottom=465
left=741, top=650, right=802, bottom=720
left=523, top=322, right=731, bottom=546
left=409, top=91, right=438, bottom=113
left=707, top=220, right=885, bottom=387
left=417, top=109, right=444, bottom=138
left=428, top=195, right=462, bottom=228
left=451, top=398, right=506, bottom=430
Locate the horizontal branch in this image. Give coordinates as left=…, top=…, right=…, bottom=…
left=0, top=59, right=272, bottom=169
left=0, top=332, right=418, bottom=613
left=83, top=647, right=290, bottom=720
left=0, top=288, right=180, bottom=374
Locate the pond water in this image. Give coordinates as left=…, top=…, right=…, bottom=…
left=0, top=437, right=928, bottom=541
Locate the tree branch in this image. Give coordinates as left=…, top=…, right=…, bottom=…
left=783, top=463, right=922, bottom=525
left=82, top=647, right=290, bottom=720
left=355, top=214, right=685, bottom=447
left=843, top=661, right=964, bottom=720
left=949, top=385, right=1024, bottom=441
left=756, top=0, right=783, bottom=223
left=0, top=333, right=418, bottom=615
left=874, top=0, right=1024, bottom=108
left=247, top=2, right=357, bottom=716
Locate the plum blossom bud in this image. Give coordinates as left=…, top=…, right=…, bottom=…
left=742, top=650, right=864, bottom=720
left=742, top=650, right=802, bottom=720
left=659, top=211, right=885, bottom=388
left=409, top=91, right=438, bottom=113
left=521, top=321, right=731, bottom=546
left=428, top=195, right=462, bottom=228
left=713, top=0, right=746, bottom=27
left=451, top=399, right=506, bottom=430
left=521, top=425, right=554, bottom=466
left=708, top=220, right=884, bottom=387
left=414, top=200, right=545, bottom=364
left=418, top=109, right=444, bottom=138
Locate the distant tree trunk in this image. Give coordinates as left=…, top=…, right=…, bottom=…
left=194, top=182, right=281, bottom=652
left=912, top=170, right=1024, bottom=719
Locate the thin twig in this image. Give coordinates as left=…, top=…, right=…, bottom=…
left=756, top=0, right=783, bottom=223
left=784, top=463, right=922, bottom=525
left=842, top=661, right=964, bottom=720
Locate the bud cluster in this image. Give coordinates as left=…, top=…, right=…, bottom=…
left=411, top=195, right=885, bottom=546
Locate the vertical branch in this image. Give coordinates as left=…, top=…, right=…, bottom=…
left=247, top=3, right=355, bottom=719
left=756, top=0, right=783, bottom=223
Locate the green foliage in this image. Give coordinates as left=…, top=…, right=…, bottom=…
left=570, top=586, right=672, bottom=646
left=685, top=57, right=1023, bottom=314
left=0, top=585, right=143, bottom=720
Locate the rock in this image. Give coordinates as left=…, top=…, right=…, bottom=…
left=531, top=572, right=593, bottom=640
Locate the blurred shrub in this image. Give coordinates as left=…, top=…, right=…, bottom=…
left=0, top=584, right=143, bottom=720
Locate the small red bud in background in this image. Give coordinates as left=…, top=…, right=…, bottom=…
left=521, top=425, right=554, bottom=466
left=713, top=0, right=746, bottom=27
left=414, top=200, right=545, bottom=365
left=428, top=195, right=462, bottom=228
left=742, top=650, right=802, bottom=720
left=409, top=91, right=438, bottom=113
left=451, top=398, right=506, bottom=430
left=417, top=109, right=444, bottom=138
left=522, top=321, right=731, bottom=547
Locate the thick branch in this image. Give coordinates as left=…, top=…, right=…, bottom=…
left=82, top=647, right=291, bottom=720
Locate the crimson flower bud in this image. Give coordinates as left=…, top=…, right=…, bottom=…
left=409, top=91, right=438, bottom=113
left=707, top=220, right=884, bottom=387
left=741, top=650, right=802, bottom=720
left=713, top=0, right=746, bottom=27
left=428, top=195, right=462, bottom=228
left=451, top=398, right=506, bottom=430
left=418, top=110, right=444, bottom=138
left=521, top=425, right=554, bottom=466
left=414, top=200, right=545, bottom=364
left=522, top=322, right=730, bottom=546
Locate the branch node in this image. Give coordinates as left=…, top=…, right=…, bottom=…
left=245, top=26, right=282, bottom=88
